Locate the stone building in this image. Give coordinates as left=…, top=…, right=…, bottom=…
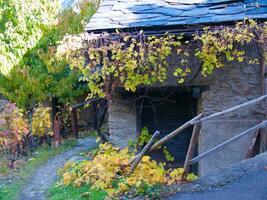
left=84, top=0, right=267, bottom=176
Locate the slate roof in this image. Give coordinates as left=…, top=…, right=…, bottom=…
left=61, top=0, right=79, bottom=9
left=85, top=0, right=267, bottom=32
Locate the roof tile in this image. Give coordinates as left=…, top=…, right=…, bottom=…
left=86, top=0, right=267, bottom=32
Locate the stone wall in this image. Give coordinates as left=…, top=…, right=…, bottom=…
left=108, top=92, right=137, bottom=148
left=198, top=62, right=263, bottom=176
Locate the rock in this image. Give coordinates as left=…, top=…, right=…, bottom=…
left=67, top=156, right=85, bottom=163
left=13, top=160, right=26, bottom=169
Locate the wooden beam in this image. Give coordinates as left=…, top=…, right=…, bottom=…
left=72, top=98, right=100, bottom=109
left=149, top=114, right=202, bottom=152
left=190, top=121, right=267, bottom=165
left=130, top=131, right=160, bottom=173
left=183, top=123, right=201, bottom=174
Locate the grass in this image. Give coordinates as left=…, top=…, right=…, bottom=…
left=0, top=158, right=9, bottom=175
left=0, top=139, right=77, bottom=200
left=48, top=179, right=162, bottom=200
left=48, top=184, right=106, bottom=200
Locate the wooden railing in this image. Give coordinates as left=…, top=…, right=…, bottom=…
left=131, top=95, right=267, bottom=175
left=189, top=121, right=267, bottom=164
left=183, top=95, right=267, bottom=173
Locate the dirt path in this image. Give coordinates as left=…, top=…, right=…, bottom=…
left=18, top=137, right=96, bottom=200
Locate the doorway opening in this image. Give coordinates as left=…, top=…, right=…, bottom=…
left=136, top=87, right=199, bottom=170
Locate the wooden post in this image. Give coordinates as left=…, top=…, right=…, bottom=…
left=245, top=130, right=259, bottom=159
left=183, top=123, right=201, bottom=174
left=260, top=126, right=267, bottom=153
left=53, top=116, right=62, bottom=147
left=71, top=108, right=78, bottom=138
left=51, top=97, right=57, bottom=127
left=130, top=131, right=160, bottom=173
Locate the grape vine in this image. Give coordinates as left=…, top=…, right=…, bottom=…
left=57, top=20, right=266, bottom=99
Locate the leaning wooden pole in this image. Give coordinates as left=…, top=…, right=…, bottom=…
left=130, top=131, right=160, bottom=173
left=149, top=114, right=202, bottom=152
left=183, top=123, right=201, bottom=174
left=190, top=121, right=267, bottom=165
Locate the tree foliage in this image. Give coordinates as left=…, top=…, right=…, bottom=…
left=0, top=0, right=97, bottom=110
left=0, top=0, right=59, bottom=75
left=32, top=105, right=52, bottom=137
left=0, top=103, right=29, bottom=156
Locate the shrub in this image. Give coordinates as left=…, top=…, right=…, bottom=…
left=0, top=103, right=29, bottom=159
left=58, top=143, right=197, bottom=197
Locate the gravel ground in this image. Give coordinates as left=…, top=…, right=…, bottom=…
left=18, top=137, right=96, bottom=200
left=168, top=152, right=267, bottom=200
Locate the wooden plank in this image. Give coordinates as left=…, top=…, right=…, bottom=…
left=149, top=114, right=203, bottom=152
left=183, top=123, right=201, bottom=174
left=130, top=131, right=160, bottom=173
left=190, top=121, right=267, bottom=165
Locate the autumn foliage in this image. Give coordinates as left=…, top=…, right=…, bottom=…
left=32, top=106, right=52, bottom=137
left=0, top=103, right=29, bottom=155
left=58, top=143, right=197, bottom=197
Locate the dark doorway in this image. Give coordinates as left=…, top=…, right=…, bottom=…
left=136, top=87, right=198, bottom=169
